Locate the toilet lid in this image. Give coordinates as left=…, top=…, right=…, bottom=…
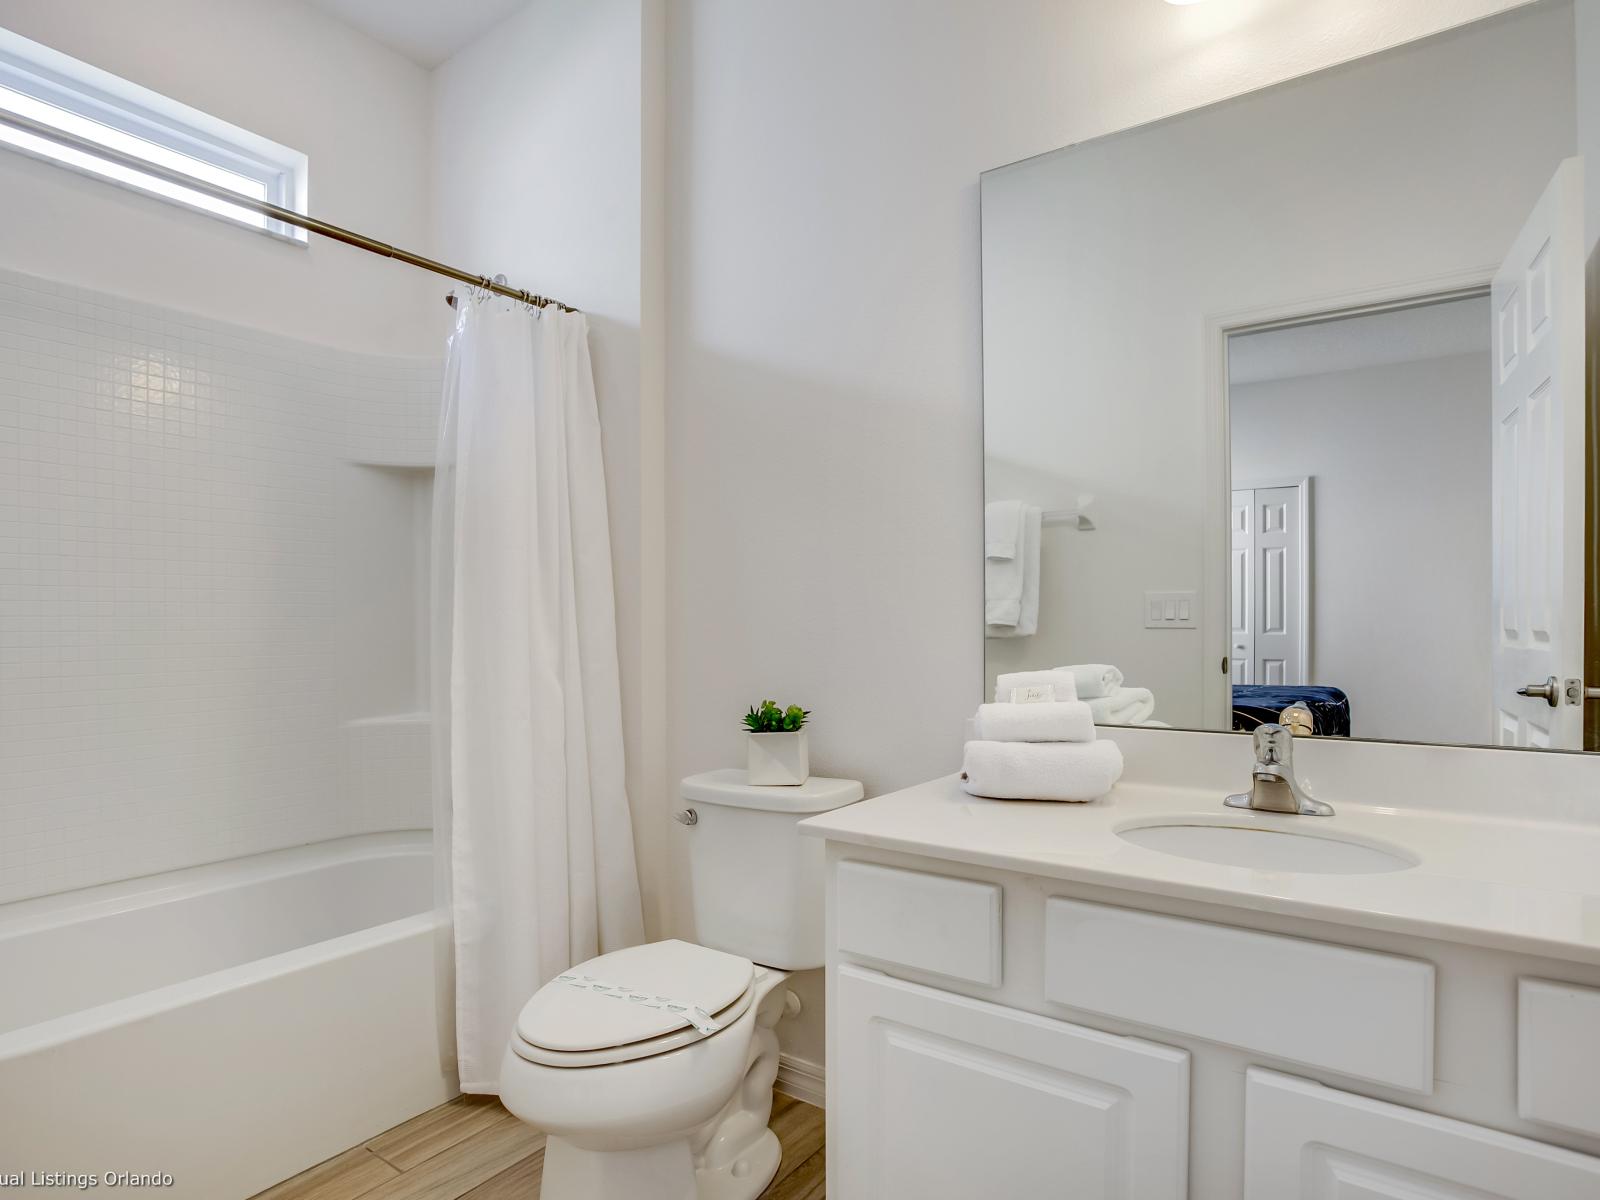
left=515, top=940, right=754, bottom=1054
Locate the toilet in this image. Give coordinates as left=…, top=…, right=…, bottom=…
left=499, top=769, right=863, bottom=1200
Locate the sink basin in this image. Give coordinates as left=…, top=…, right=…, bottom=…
left=1117, top=822, right=1415, bottom=874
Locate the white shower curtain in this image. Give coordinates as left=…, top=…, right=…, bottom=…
left=431, top=292, right=645, bottom=1093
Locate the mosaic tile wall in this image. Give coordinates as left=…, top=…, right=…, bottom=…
left=0, top=268, right=441, bottom=902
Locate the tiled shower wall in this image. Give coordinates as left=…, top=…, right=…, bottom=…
left=0, top=268, right=441, bottom=903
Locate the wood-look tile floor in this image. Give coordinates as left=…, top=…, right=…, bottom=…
left=251, top=1092, right=824, bottom=1200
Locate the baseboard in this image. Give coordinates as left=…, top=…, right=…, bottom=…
left=775, top=1052, right=825, bottom=1108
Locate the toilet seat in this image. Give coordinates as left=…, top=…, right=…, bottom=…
left=512, top=940, right=755, bottom=1069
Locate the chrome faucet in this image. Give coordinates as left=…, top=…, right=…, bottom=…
left=1225, top=724, right=1333, bottom=816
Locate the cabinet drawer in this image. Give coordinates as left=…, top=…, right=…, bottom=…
left=834, top=965, right=1188, bottom=1199
left=835, top=861, right=1001, bottom=986
left=1044, top=898, right=1434, bottom=1091
left=1519, top=977, right=1600, bottom=1137
left=1244, top=1069, right=1600, bottom=1198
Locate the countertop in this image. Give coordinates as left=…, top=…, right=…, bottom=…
left=800, top=772, right=1600, bottom=966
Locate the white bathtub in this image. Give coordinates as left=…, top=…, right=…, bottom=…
left=0, top=833, right=457, bottom=1198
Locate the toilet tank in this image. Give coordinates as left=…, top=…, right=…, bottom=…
left=680, top=770, right=863, bottom=970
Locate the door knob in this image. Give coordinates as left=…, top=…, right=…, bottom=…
left=1517, top=676, right=1560, bottom=707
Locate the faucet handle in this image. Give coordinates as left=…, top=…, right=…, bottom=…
left=1278, top=702, right=1315, bottom=737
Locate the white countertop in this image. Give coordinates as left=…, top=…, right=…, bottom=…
left=800, top=771, right=1600, bottom=966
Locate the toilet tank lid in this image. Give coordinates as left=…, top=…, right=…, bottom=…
left=681, top=768, right=863, bottom=813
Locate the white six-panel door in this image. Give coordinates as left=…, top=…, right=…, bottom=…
left=1490, top=159, right=1585, bottom=749
left=832, top=965, right=1189, bottom=1199
left=1231, top=491, right=1255, bottom=684
left=1231, top=485, right=1304, bottom=686
left=1253, top=484, right=1301, bottom=685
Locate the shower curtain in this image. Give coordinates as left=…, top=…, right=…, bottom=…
left=431, top=292, right=645, bottom=1092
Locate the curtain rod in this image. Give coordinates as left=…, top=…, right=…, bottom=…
left=0, top=106, right=576, bottom=313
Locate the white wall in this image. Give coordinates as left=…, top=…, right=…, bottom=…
left=982, top=2, right=1574, bottom=727
left=1231, top=353, right=1492, bottom=743
left=0, top=0, right=439, bottom=355
left=431, top=0, right=671, bottom=937
left=1578, top=0, right=1600, bottom=251
left=664, top=0, right=1542, bottom=1070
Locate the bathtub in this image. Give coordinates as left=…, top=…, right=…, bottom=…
left=0, top=832, right=457, bottom=1199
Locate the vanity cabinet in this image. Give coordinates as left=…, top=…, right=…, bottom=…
left=1243, top=1070, right=1600, bottom=1198
left=818, top=847, right=1600, bottom=1200
left=832, top=963, right=1189, bottom=1199
left=1043, top=897, right=1436, bottom=1092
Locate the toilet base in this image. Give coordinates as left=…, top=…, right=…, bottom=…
left=543, top=1136, right=698, bottom=1200
left=696, top=1125, right=780, bottom=1200
left=539, top=1123, right=780, bottom=1200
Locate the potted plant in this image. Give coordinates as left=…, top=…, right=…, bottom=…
left=742, top=699, right=811, bottom=785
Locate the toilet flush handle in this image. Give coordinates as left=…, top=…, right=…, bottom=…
left=673, top=808, right=698, bottom=826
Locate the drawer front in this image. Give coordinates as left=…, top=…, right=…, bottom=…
left=1519, top=977, right=1600, bottom=1137
left=1244, top=1069, right=1600, bottom=1199
left=1044, top=898, right=1434, bottom=1092
left=835, top=860, right=1001, bottom=986
left=835, top=965, right=1188, bottom=1199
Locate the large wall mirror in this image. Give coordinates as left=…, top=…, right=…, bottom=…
left=982, top=0, right=1600, bottom=752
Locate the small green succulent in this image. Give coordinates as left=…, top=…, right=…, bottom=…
left=742, top=699, right=810, bottom=733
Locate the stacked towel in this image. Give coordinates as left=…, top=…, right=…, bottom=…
left=961, top=740, right=1123, bottom=802
left=975, top=700, right=1095, bottom=743
left=1087, top=686, right=1155, bottom=726
left=985, top=502, right=1041, bottom=638
left=992, top=669, right=1079, bottom=704
left=964, top=672, right=1121, bottom=802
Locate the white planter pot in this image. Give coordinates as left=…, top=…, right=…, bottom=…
left=746, top=731, right=810, bottom=786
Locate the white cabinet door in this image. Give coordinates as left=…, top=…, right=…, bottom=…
left=1244, top=1069, right=1600, bottom=1199
left=832, top=965, right=1188, bottom=1200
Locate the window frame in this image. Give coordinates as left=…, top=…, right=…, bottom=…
left=0, top=27, right=309, bottom=243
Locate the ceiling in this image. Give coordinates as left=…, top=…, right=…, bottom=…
left=306, top=0, right=529, bottom=67
left=1228, top=295, right=1490, bottom=387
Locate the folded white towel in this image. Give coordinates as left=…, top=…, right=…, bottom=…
left=985, top=499, right=1021, bottom=560
left=1061, top=663, right=1123, bottom=700
left=974, top=701, right=1095, bottom=743
left=1086, top=686, right=1155, bottom=726
left=1009, top=505, right=1042, bottom=637
left=960, top=739, right=1123, bottom=802
left=993, top=669, right=1079, bottom=704
left=984, top=501, right=1025, bottom=627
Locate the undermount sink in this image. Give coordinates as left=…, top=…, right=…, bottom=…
left=1117, top=822, right=1416, bottom=875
